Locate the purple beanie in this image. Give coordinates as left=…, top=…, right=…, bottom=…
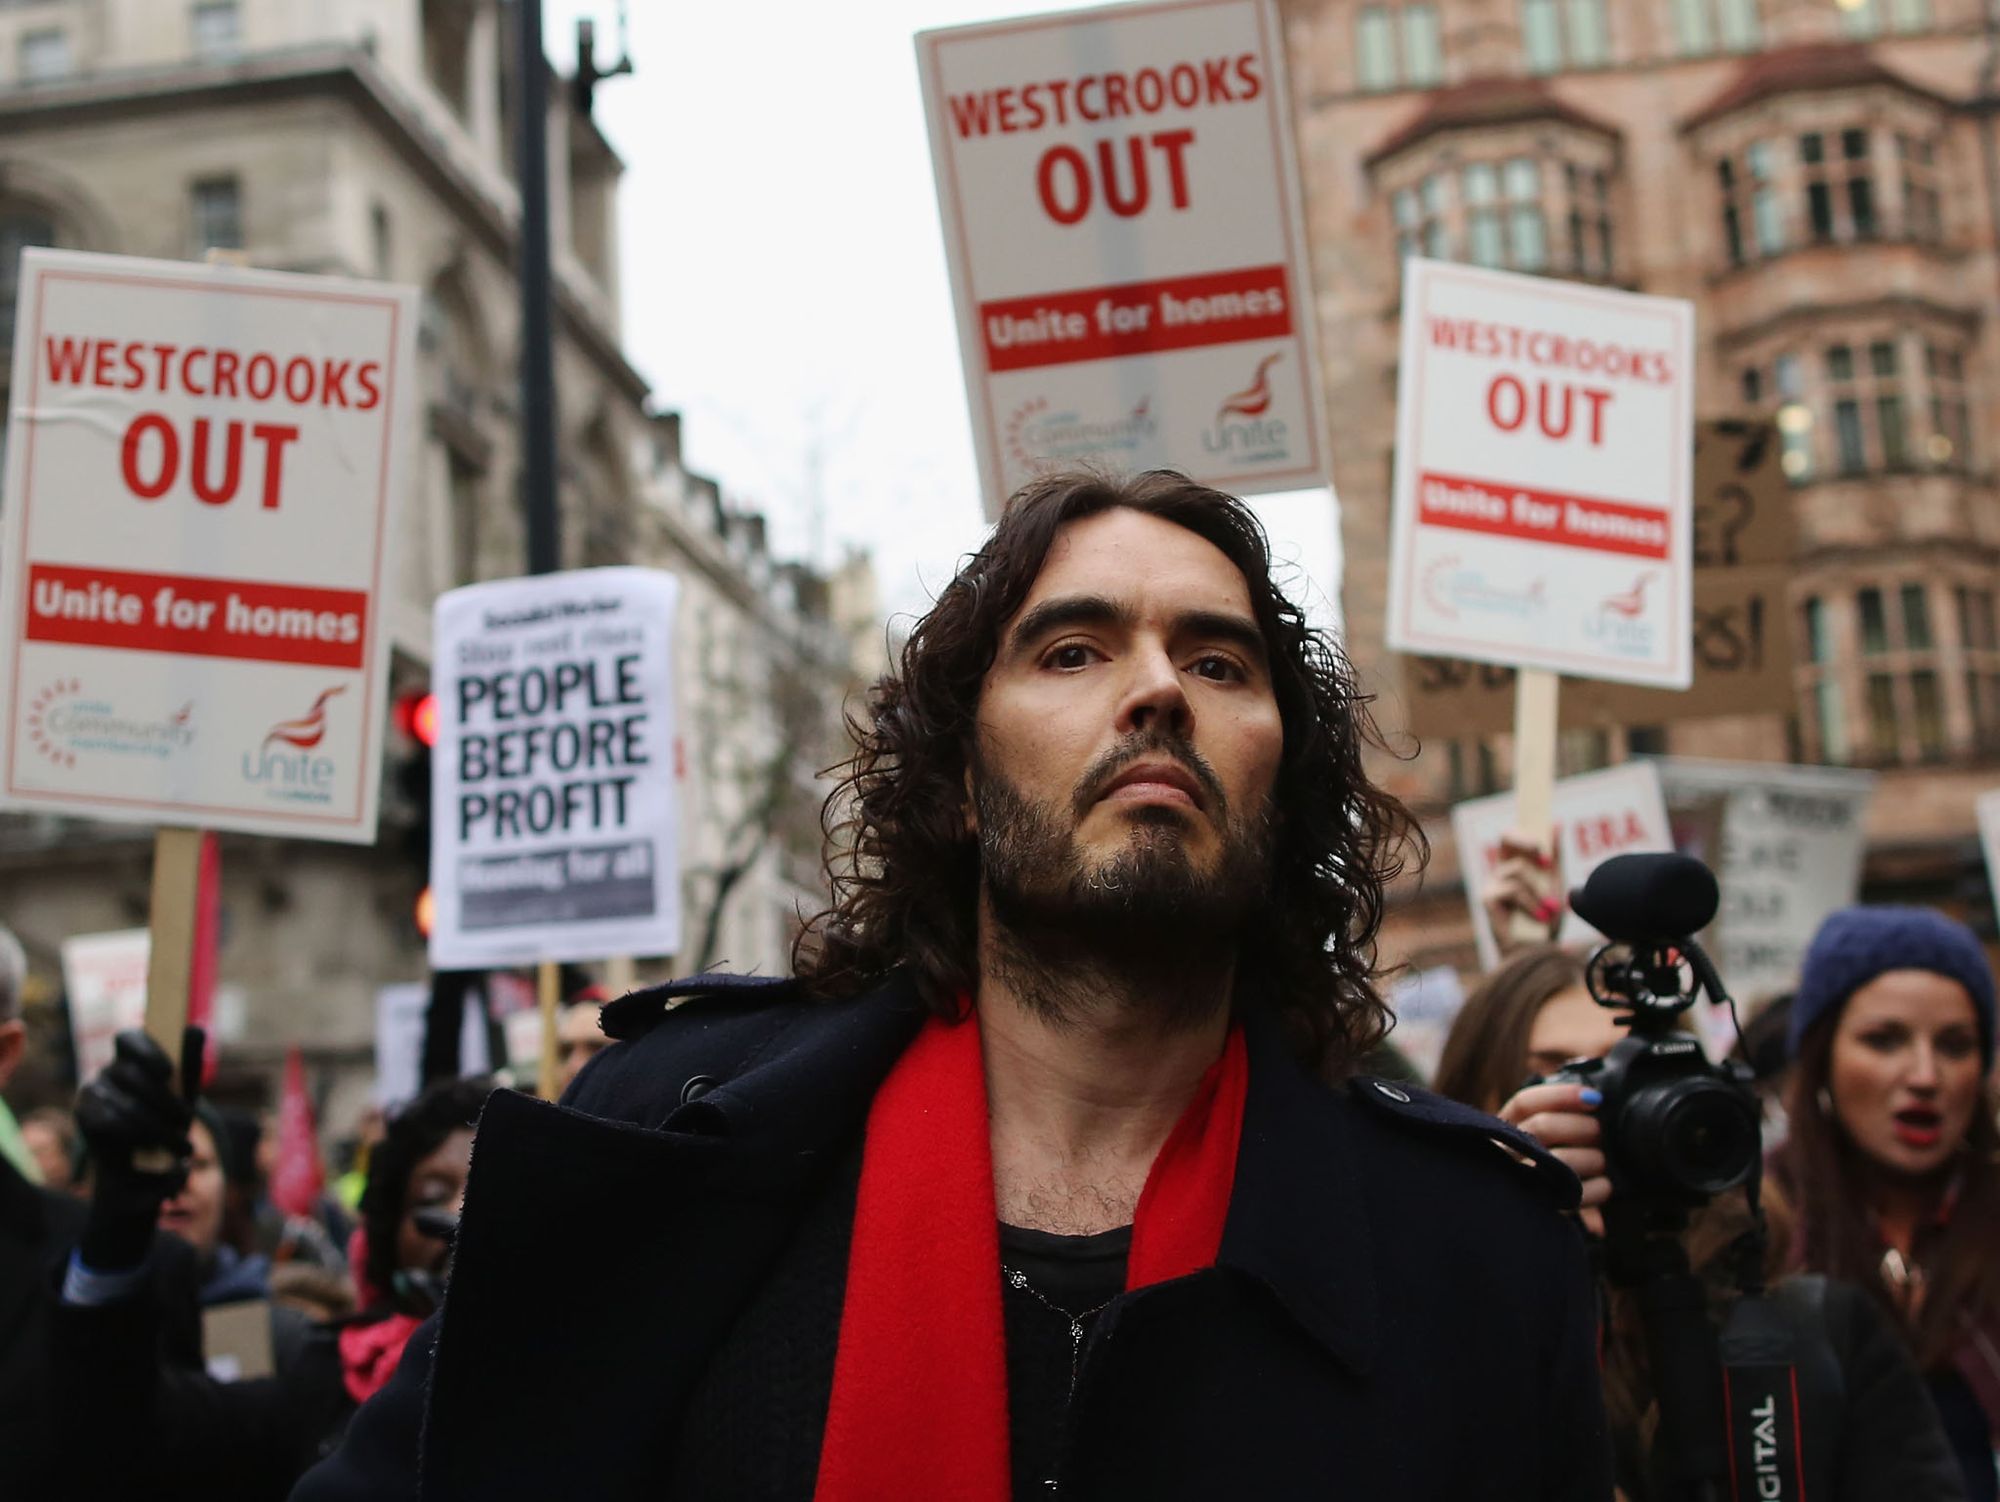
left=1787, top=905, right=1996, bottom=1070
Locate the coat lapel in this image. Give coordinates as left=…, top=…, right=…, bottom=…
left=1214, top=1011, right=1380, bottom=1377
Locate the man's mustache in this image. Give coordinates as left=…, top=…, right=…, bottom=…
left=1070, top=732, right=1227, bottom=820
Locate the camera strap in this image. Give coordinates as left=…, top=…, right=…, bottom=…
left=1717, top=1278, right=1845, bottom=1502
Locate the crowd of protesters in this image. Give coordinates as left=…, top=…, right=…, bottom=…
left=0, top=468, right=1994, bottom=1501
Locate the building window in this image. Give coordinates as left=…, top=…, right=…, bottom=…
left=1673, top=0, right=1760, bottom=53
left=1925, top=342, right=1971, bottom=470
left=1852, top=581, right=1948, bottom=762
left=1800, top=596, right=1848, bottom=763
left=1897, top=134, right=1942, bottom=244
left=19, top=29, right=72, bottom=82
left=191, top=1, right=240, bottom=61
left=1841, top=0, right=1930, bottom=36
left=191, top=176, right=242, bottom=253
left=1357, top=4, right=1444, bottom=92
left=1522, top=0, right=1609, bottom=73
left=1823, top=337, right=1916, bottom=475
left=0, top=210, right=57, bottom=351
left=1393, top=175, right=1450, bottom=260
left=1955, top=586, right=2000, bottom=752
left=1719, top=142, right=1786, bottom=265
left=1563, top=163, right=1612, bottom=276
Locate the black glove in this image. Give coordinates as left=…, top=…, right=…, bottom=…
left=75, top=1029, right=194, bottom=1272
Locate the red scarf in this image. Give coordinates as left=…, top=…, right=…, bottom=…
left=812, top=1010, right=1249, bottom=1502
left=336, top=1224, right=425, bottom=1405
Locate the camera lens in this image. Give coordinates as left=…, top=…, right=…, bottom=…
left=1620, top=1076, right=1761, bottom=1197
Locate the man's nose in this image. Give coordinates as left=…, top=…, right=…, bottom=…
left=1117, top=645, right=1190, bottom=735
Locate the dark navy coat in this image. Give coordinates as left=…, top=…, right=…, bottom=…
left=294, top=973, right=1613, bottom=1501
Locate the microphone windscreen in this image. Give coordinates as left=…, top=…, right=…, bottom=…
left=1569, top=852, right=1719, bottom=945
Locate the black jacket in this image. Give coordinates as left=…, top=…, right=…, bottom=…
left=1, top=1154, right=84, bottom=1498
left=295, top=973, right=1614, bottom=1502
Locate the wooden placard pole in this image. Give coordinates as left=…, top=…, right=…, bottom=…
left=536, top=959, right=561, bottom=1100
left=144, top=827, right=207, bottom=1092
left=604, top=954, right=637, bottom=996
left=1507, top=668, right=1562, bottom=948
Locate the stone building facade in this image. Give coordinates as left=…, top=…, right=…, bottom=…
left=1280, top=0, right=2000, bottom=975
left=0, top=0, right=868, bottom=1110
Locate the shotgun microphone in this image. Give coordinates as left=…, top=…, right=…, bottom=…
left=1571, top=852, right=1720, bottom=945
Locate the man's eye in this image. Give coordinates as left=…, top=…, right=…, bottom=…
left=1190, top=654, right=1243, bottom=682
left=1046, top=644, right=1093, bottom=670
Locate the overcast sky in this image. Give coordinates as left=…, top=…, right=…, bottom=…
left=541, top=0, right=1341, bottom=633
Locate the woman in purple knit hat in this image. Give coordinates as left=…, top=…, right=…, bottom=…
left=1769, top=904, right=2000, bottom=1502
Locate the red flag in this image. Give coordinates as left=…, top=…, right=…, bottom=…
left=271, top=1046, right=325, bottom=1219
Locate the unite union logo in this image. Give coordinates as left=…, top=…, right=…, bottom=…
left=264, top=685, right=346, bottom=749
left=244, top=685, right=344, bottom=802
left=1202, top=352, right=1290, bottom=462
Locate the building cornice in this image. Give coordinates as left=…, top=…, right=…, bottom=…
left=1362, top=74, right=1622, bottom=171
left=0, top=44, right=651, bottom=406
left=1677, top=41, right=1955, bottom=135
left=1709, top=289, right=1981, bottom=350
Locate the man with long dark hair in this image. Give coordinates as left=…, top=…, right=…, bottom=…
left=298, top=470, right=1612, bottom=1501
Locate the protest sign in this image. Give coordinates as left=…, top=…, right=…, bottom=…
left=1386, top=258, right=1696, bottom=689
left=61, top=928, right=150, bottom=1084
left=917, top=0, right=1330, bottom=509
left=1385, top=965, right=1465, bottom=1083
left=1654, top=758, right=1876, bottom=1009
left=428, top=568, right=681, bottom=969
left=1402, top=420, right=1795, bottom=736
left=0, top=249, right=416, bottom=840
left=1451, top=761, right=1674, bottom=972
left=373, top=980, right=494, bottom=1111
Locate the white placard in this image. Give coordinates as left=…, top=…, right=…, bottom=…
left=0, top=249, right=416, bottom=840
left=372, top=980, right=493, bottom=1111
left=60, top=928, right=151, bottom=1084
left=1654, top=758, right=1876, bottom=1008
left=917, top=0, right=1331, bottom=510
left=1386, top=258, right=1696, bottom=688
left=1451, top=761, right=1675, bottom=973
left=428, top=568, right=681, bottom=969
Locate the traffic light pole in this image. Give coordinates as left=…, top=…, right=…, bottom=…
left=516, top=0, right=559, bottom=578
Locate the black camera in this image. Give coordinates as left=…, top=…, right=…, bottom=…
left=1542, top=853, right=1762, bottom=1212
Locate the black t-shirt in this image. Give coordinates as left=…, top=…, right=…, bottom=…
left=999, top=1221, right=1132, bottom=1499
left=667, top=1140, right=1136, bottom=1502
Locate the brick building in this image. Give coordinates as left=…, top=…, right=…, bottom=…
left=0, top=0, right=869, bottom=1118
left=1279, top=0, right=1999, bottom=977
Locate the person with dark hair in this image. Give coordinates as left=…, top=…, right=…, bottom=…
left=1769, top=906, right=2000, bottom=1502
left=1438, top=945, right=1965, bottom=1501
left=53, top=1045, right=489, bottom=1500
left=301, top=468, right=1609, bottom=1502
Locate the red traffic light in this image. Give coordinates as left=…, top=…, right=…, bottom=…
left=395, top=690, right=439, bottom=749
left=414, top=885, right=435, bottom=937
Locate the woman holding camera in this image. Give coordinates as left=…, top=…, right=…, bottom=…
left=1435, top=943, right=1964, bottom=1501
left=1768, top=906, right=2000, bottom=1502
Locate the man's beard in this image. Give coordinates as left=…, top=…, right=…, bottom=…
left=971, top=732, right=1274, bottom=1032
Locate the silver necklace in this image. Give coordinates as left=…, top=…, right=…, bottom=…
left=1003, top=1264, right=1115, bottom=1403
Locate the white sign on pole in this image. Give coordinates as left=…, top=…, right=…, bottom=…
left=1386, top=258, right=1696, bottom=688
left=917, top=0, right=1331, bottom=511
left=1654, top=758, right=1876, bottom=1008
left=0, top=249, right=416, bottom=841
left=61, top=928, right=151, bottom=1083
left=428, top=568, right=681, bottom=969
left=1452, top=761, right=1675, bottom=973
left=372, top=980, right=495, bottom=1111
